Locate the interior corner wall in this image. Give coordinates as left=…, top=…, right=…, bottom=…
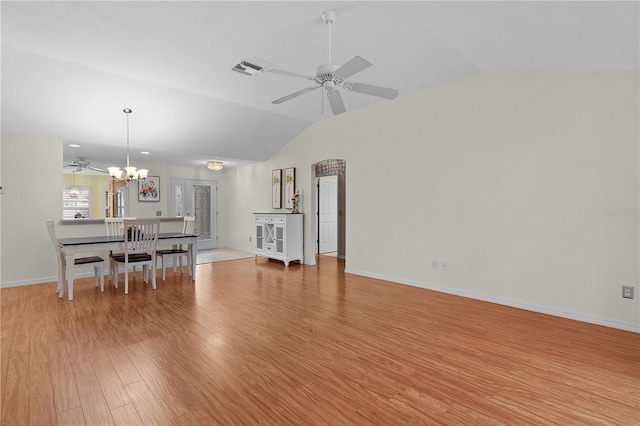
left=224, top=72, right=639, bottom=331
left=1, top=134, right=63, bottom=285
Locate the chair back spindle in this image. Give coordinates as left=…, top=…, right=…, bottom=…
left=183, top=216, right=196, bottom=235
left=123, top=219, right=159, bottom=257
left=105, top=217, right=136, bottom=237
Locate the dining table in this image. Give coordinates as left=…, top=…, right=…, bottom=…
left=57, top=232, right=198, bottom=300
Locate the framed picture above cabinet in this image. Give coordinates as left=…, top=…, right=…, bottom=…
left=284, top=167, right=295, bottom=209
left=272, top=169, right=282, bottom=209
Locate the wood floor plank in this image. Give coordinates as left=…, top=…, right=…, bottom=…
left=29, top=361, right=58, bottom=426
left=29, top=314, right=50, bottom=366
left=106, top=345, right=142, bottom=386
left=0, top=257, right=638, bottom=424
left=56, top=406, right=86, bottom=426
left=1, top=294, right=30, bottom=425
left=170, top=411, right=201, bottom=426
left=70, top=360, right=114, bottom=425
left=89, top=349, right=131, bottom=410
left=0, top=322, right=14, bottom=416
left=123, top=342, right=192, bottom=420
left=110, top=403, right=143, bottom=426
left=47, top=340, right=81, bottom=414
left=124, top=380, right=172, bottom=426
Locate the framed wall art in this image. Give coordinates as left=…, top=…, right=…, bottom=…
left=272, top=169, right=282, bottom=208
left=284, top=167, right=296, bottom=209
left=138, top=176, right=160, bottom=202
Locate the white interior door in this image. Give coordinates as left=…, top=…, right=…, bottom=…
left=318, top=175, right=338, bottom=253
left=174, top=179, right=218, bottom=250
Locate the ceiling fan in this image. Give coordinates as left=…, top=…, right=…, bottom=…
left=63, top=157, right=107, bottom=174
left=234, top=10, right=398, bottom=115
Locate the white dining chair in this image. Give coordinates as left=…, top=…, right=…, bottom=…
left=156, top=216, right=196, bottom=281
left=111, top=219, right=160, bottom=295
left=105, top=217, right=135, bottom=281
left=46, top=219, right=105, bottom=296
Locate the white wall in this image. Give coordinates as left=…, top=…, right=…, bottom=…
left=1, top=134, right=63, bottom=285
left=224, top=72, right=639, bottom=331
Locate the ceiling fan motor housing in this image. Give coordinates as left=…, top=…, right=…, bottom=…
left=314, top=64, right=342, bottom=86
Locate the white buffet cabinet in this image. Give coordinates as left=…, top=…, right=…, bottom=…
left=253, top=213, right=303, bottom=266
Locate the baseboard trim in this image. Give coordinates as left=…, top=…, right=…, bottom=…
left=1, top=264, right=172, bottom=289
left=222, top=246, right=254, bottom=255
left=1, top=273, right=90, bottom=289
left=344, top=267, right=639, bottom=333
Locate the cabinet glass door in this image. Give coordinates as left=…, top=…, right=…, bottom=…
left=256, top=225, right=263, bottom=249
left=275, top=226, right=284, bottom=254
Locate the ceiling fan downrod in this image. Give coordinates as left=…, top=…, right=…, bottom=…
left=322, top=10, right=336, bottom=65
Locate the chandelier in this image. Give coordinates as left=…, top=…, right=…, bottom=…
left=68, top=171, right=80, bottom=198
left=207, top=161, right=223, bottom=171
left=108, top=108, right=148, bottom=182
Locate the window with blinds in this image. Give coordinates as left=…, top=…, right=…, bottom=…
left=62, top=186, right=91, bottom=219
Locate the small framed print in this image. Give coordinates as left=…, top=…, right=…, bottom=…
left=138, top=176, right=160, bottom=202
left=284, top=167, right=295, bottom=209
left=272, top=169, right=282, bottom=208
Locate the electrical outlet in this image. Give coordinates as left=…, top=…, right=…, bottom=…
left=441, top=261, right=448, bottom=271
left=622, top=286, right=635, bottom=299
left=249, top=236, right=252, bottom=242
left=432, top=260, right=438, bottom=269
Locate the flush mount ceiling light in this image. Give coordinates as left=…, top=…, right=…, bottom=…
left=107, top=108, right=148, bottom=182
left=207, top=161, right=223, bottom=171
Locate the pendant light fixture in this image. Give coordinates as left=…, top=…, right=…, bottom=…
left=68, top=171, right=80, bottom=198
left=108, top=108, right=148, bottom=182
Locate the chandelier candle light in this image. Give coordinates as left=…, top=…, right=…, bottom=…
left=108, top=108, right=148, bottom=182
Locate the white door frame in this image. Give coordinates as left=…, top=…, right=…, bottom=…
left=318, top=175, right=338, bottom=253
left=312, top=159, right=346, bottom=260
left=171, top=177, right=218, bottom=250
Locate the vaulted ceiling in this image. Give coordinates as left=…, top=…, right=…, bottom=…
left=2, top=1, right=638, bottom=170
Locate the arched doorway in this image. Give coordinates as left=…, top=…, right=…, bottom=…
left=312, top=159, right=346, bottom=259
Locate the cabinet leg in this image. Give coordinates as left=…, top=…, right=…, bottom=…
left=284, top=261, right=290, bottom=266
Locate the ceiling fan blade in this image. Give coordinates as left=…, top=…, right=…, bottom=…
left=326, top=89, right=346, bottom=115
left=266, top=69, right=314, bottom=81
left=272, top=86, right=319, bottom=104
left=334, top=56, right=373, bottom=80
left=88, top=166, right=108, bottom=173
left=343, top=81, right=399, bottom=100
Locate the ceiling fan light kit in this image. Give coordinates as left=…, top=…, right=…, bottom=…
left=233, top=10, right=398, bottom=115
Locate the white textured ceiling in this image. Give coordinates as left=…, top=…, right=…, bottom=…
left=2, top=1, right=638, bottom=170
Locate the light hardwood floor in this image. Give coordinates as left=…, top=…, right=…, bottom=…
left=1, top=256, right=638, bottom=425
